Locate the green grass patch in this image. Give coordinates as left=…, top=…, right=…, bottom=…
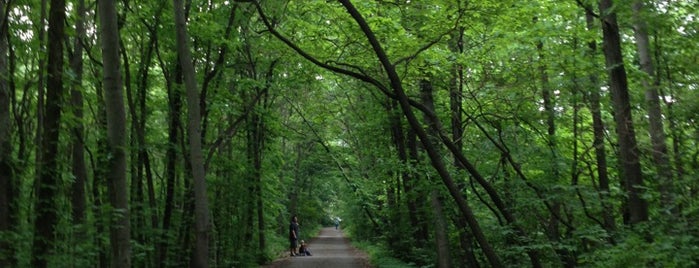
left=351, top=240, right=420, bottom=268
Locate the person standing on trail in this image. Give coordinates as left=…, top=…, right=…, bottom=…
left=289, top=215, right=300, bottom=256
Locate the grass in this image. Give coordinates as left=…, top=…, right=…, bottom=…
left=351, top=240, right=420, bottom=268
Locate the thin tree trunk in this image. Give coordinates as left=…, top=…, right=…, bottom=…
left=173, top=0, right=212, bottom=265
left=420, top=78, right=452, bottom=268
left=67, top=0, right=89, bottom=261
left=69, top=0, right=87, bottom=228
left=388, top=99, right=424, bottom=246
left=34, top=0, right=47, bottom=183
left=0, top=2, right=16, bottom=265
left=599, top=0, right=648, bottom=224
left=431, top=191, right=451, bottom=268
left=31, top=0, right=66, bottom=265
left=92, top=77, right=109, bottom=268
left=258, top=88, right=272, bottom=253
left=406, top=128, right=429, bottom=242
left=248, top=99, right=266, bottom=253
left=584, top=8, right=616, bottom=233
left=448, top=29, right=480, bottom=268
left=157, top=58, right=183, bottom=267
left=537, top=37, right=575, bottom=267
left=632, top=0, right=674, bottom=211
left=98, top=0, right=132, bottom=266
left=133, top=24, right=159, bottom=230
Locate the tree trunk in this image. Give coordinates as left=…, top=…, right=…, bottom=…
left=92, top=77, right=110, bottom=267
left=431, top=191, right=452, bottom=268
left=584, top=8, right=616, bottom=233
left=173, top=0, right=212, bottom=265
left=248, top=95, right=266, bottom=253
left=69, top=0, right=87, bottom=228
left=34, top=0, right=47, bottom=182
left=598, top=0, right=648, bottom=224
left=388, top=99, right=424, bottom=247
left=157, top=59, right=184, bottom=267
left=0, top=2, right=16, bottom=264
left=133, top=21, right=159, bottom=231
left=448, top=29, right=480, bottom=268
left=537, top=37, right=575, bottom=266
left=99, top=0, right=132, bottom=266
left=31, top=0, right=66, bottom=265
left=406, top=128, right=430, bottom=243
left=420, top=78, right=453, bottom=268
left=449, top=33, right=465, bottom=167
left=632, top=0, right=674, bottom=211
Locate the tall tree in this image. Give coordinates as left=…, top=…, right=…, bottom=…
left=98, top=0, right=132, bottom=266
left=31, top=0, right=66, bottom=266
left=420, top=78, right=452, bottom=268
left=157, top=56, right=184, bottom=268
left=584, top=6, right=616, bottom=233
left=69, top=0, right=88, bottom=228
left=632, top=0, right=673, bottom=211
left=34, top=0, right=48, bottom=181
left=598, top=0, right=648, bottom=224
left=173, top=0, right=212, bottom=266
left=0, top=0, right=16, bottom=265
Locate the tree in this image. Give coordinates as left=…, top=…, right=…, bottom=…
left=598, top=0, right=648, bottom=224
left=173, top=0, right=212, bottom=266
left=69, top=0, right=88, bottom=229
left=420, top=78, right=452, bottom=268
left=632, top=0, right=673, bottom=211
left=0, top=0, right=16, bottom=265
left=99, top=0, right=132, bottom=266
left=31, top=0, right=66, bottom=265
left=2, top=0, right=699, bottom=266
left=584, top=5, right=616, bottom=233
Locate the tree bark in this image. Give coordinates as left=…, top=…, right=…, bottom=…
left=31, top=0, right=66, bottom=266
left=584, top=8, right=616, bottom=233
left=157, top=58, right=184, bottom=267
left=98, top=0, right=132, bottom=266
left=247, top=95, right=266, bottom=253
left=448, top=28, right=480, bottom=268
left=92, top=79, right=110, bottom=267
left=431, top=191, right=452, bottom=268
left=598, top=0, right=648, bottom=224
left=407, top=128, right=429, bottom=242
left=388, top=100, right=425, bottom=244
left=69, top=0, right=88, bottom=228
left=0, top=1, right=16, bottom=265
left=132, top=16, right=160, bottom=231
left=173, top=0, right=212, bottom=265
left=632, top=0, right=674, bottom=211
left=420, top=78, right=452, bottom=268
left=34, top=0, right=47, bottom=182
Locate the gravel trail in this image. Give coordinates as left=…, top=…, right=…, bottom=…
left=261, top=227, right=372, bottom=268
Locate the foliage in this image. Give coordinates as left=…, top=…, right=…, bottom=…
left=0, top=0, right=697, bottom=267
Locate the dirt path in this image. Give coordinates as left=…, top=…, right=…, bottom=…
left=261, top=227, right=372, bottom=268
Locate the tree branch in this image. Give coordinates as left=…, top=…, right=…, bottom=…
left=574, top=0, right=599, bottom=19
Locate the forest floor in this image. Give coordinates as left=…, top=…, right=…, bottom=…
left=260, top=227, right=373, bottom=268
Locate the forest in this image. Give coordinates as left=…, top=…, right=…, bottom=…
left=0, top=0, right=698, bottom=267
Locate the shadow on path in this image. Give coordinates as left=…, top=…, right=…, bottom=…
left=261, top=227, right=372, bottom=268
